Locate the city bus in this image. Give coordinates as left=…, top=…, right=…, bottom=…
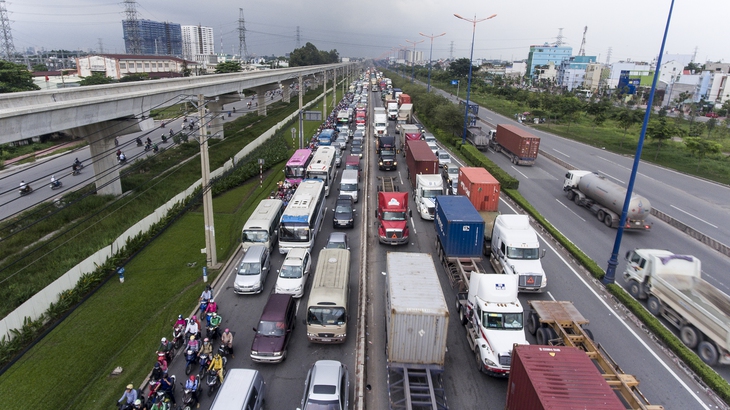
left=241, top=199, right=284, bottom=252
left=306, top=146, right=337, bottom=197
left=284, top=149, right=312, bottom=185
left=278, top=179, right=326, bottom=254
left=306, top=248, right=351, bottom=343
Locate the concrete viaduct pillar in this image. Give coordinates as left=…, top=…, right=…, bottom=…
left=281, top=79, right=296, bottom=103
left=70, top=117, right=153, bottom=196
left=206, top=93, right=240, bottom=139
left=253, top=85, right=279, bottom=116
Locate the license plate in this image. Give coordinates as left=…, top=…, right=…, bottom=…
left=320, top=338, right=331, bottom=342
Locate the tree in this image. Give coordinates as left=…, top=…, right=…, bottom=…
left=615, top=108, right=641, bottom=148
left=32, top=64, right=48, bottom=72
left=646, top=117, right=679, bottom=160
left=78, top=72, right=114, bottom=86
left=215, top=61, right=241, bottom=73
left=432, top=103, right=463, bottom=137
left=180, top=62, right=191, bottom=77
left=448, top=58, right=472, bottom=78
left=289, top=42, right=337, bottom=67
left=119, top=73, right=149, bottom=82
left=706, top=117, right=717, bottom=138
left=684, top=137, right=722, bottom=171
left=0, top=60, right=41, bottom=93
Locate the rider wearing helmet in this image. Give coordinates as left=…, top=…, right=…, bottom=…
left=157, top=337, right=173, bottom=362
left=208, top=312, right=222, bottom=338
left=208, top=353, right=225, bottom=384
left=185, top=374, right=199, bottom=402
left=186, top=335, right=200, bottom=353
left=200, top=285, right=212, bottom=304
left=220, top=328, right=234, bottom=357
left=117, top=383, right=138, bottom=407
left=185, top=317, right=199, bottom=340
left=174, top=314, right=186, bottom=328
left=158, top=373, right=176, bottom=406
left=204, top=298, right=218, bottom=315
left=131, top=398, right=144, bottom=410
left=198, top=337, right=213, bottom=358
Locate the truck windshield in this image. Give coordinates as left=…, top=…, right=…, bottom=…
left=421, top=189, right=441, bottom=198
left=382, top=211, right=406, bottom=221
left=506, top=247, right=540, bottom=260
left=307, top=307, right=346, bottom=326
left=242, top=229, right=268, bottom=243
left=483, top=312, right=523, bottom=330
left=380, top=149, right=395, bottom=157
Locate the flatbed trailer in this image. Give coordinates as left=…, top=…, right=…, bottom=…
left=525, top=300, right=664, bottom=410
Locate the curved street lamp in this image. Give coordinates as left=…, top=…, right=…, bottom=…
left=419, top=32, right=446, bottom=92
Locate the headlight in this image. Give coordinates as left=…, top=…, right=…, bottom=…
left=484, top=357, right=497, bottom=367
left=393, top=161, right=397, bottom=166
left=273, top=352, right=282, bottom=356
left=251, top=350, right=258, bottom=355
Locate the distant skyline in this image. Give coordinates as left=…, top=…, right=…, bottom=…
left=6, top=0, right=728, bottom=65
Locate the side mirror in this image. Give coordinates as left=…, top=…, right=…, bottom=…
left=541, top=249, right=547, bottom=258
left=409, top=209, right=413, bottom=217
left=624, top=251, right=631, bottom=260
left=252, top=327, right=257, bottom=332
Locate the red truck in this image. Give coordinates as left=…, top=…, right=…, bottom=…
left=488, top=124, right=540, bottom=166
left=404, top=139, right=438, bottom=184
left=398, top=93, right=411, bottom=107
left=376, top=177, right=410, bottom=245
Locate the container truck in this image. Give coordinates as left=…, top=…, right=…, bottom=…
left=624, top=249, right=730, bottom=365
left=377, top=135, right=397, bottom=171
left=457, top=167, right=501, bottom=254
left=373, top=111, right=388, bottom=136
left=397, top=103, right=413, bottom=125
left=414, top=174, right=443, bottom=220
left=404, top=139, right=438, bottom=184
left=385, top=252, right=449, bottom=409
left=488, top=124, right=540, bottom=165
left=466, top=126, right=489, bottom=150
left=375, top=177, right=410, bottom=245
left=387, top=100, right=398, bottom=120
left=397, top=93, right=412, bottom=107
left=525, top=300, right=664, bottom=409
left=563, top=170, right=652, bottom=230
left=489, top=215, right=547, bottom=293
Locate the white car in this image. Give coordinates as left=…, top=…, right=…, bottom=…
left=437, top=150, right=451, bottom=168
left=427, top=141, right=438, bottom=156
left=275, top=248, right=311, bottom=298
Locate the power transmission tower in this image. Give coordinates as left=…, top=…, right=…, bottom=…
left=238, top=8, right=248, bottom=63
left=296, top=26, right=301, bottom=49
left=605, top=47, right=612, bottom=65
left=578, top=26, right=587, bottom=56
left=98, top=38, right=104, bottom=54
left=0, top=0, right=17, bottom=62
left=692, top=46, right=698, bottom=63
left=449, top=41, right=454, bottom=60
left=123, top=0, right=142, bottom=55
left=554, top=28, right=564, bottom=47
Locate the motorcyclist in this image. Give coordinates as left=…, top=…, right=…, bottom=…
left=19, top=180, right=29, bottom=193
left=158, top=373, right=176, bottom=406
left=72, top=162, right=79, bottom=173
left=208, top=353, right=225, bottom=384
left=152, top=143, right=159, bottom=153
left=208, top=312, right=222, bottom=338
left=117, top=384, right=138, bottom=407
left=74, top=158, right=82, bottom=168
left=200, top=285, right=212, bottom=304
left=174, top=314, right=187, bottom=329
left=119, top=152, right=126, bottom=162
left=184, top=375, right=199, bottom=403
left=220, top=328, right=234, bottom=357
left=157, top=337, right=173, bottom=363
left=136, top=137, right=143, bottom=146
left=131, top=399, right=144, bottom=410
left=204, top=298, right=218, bottom=316
left=198, top=337, right=213, bottom=358
left=146, top=137, right=152, bottom=146
left=184, top=317, right=199, bottom=340
left=116, top=149, right=122, bottom=159
left=186, top=335, right=200, bottom=353
left=50, top=175, right=60, bottom=188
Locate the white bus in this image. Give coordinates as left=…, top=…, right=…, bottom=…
left=306, top=146, right=337, bottom=197
left=306, top=248, right=351, bottom=343
left=278, top=179, right=326, bottom=255
left=241, top=199, right=284, bottom=252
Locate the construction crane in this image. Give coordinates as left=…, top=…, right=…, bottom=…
left=578, top=26, right=588, bottom=56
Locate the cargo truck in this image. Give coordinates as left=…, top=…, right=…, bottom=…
left=458, top=167, right=500, bottom=253
left=488, top=215, right=547, bottom=293
left=563, top=170, right=652, bottom=230
left=385, top=252, right=449, bottom=409
left=624, top=249, right=730, bottom=365
left=397, top=93, right=411, bottom=106
left=387, top=100, right=398, bottom=120
left=375, top=177, right=410, bottom=245
left=466, top=126, right=489, bottom=150
left=377, top=135, right=397, bottom=171
left=404, top=139, right=438, bottom=184
left=525, top=300, right=664, bottom=409
left=414, top=174, right=443, bottom=220
left=397, top=103, right=413, bottom=126
left=488, top=124, right=540, bottom=165
left=373, top=111, right=388, bottom=136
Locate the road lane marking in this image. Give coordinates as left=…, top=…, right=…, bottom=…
left=555, top=198, right=586, bottom=221
left=410, top=216, right=417, bottom=234
left=670, top=205, right=719, bottom=229
left=552, top=148, right=570, bottom=158
left=510, top=166, right=528, bottom=179
left=596, top=170, right=625, bottom=184
left=596, top=155, right=631, bottom=171
left=500, top=198, right=712, bottom=410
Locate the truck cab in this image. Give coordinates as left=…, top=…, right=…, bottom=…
left=490, top=215, right=547, bottom=293
left=562, top=170, right=591, bottom=191
left=377, top=135, right=397, bottom=171
left=376, top=191, right=410, bottom=245
left=415, top=174, right=443, bottom=220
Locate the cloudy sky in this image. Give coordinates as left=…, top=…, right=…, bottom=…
left=7, top=0, right=726, bottom=64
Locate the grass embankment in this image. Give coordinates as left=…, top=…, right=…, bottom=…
left=0, top=86, right=345, bottom=409
left=389, top=71, right=730, bottom=404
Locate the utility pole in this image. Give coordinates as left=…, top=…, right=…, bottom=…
left=298, top=75, right=304, bottom=149
left=98, top=38, right=104, bottom=54
left=0, top=0, right=16, bottom=62
left=405, top=39, right=424, bottom=83
left=198, top=94, right=218, bottom=268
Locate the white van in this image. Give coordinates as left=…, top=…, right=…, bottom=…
left=209, top=368, right=265, bottom=410
left=241, top=199, right=284, bottom=252
left=339, top=169, right=359, bottom=203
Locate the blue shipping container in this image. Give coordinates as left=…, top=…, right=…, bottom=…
left=434, top=196, right=484, bottom=258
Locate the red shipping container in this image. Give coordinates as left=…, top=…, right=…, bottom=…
left=405, top=140, right=438, bottom=184
left=457, top=167, right=500, bottom=212
left=496, top=124, right=540, bottom=164
left=506, top=345, right=625, bottom=410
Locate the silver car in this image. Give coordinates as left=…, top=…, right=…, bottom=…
left=298, top=360, right=350, bottom=410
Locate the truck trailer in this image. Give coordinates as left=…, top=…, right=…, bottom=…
left=404, top=139, right=438, bottom=184
left=563, top=170, right=652, bottom=230
left=488, top=124, right=540, bottom=165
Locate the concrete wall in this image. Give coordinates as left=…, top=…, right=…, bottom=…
left=0, top=91, right=329, bottom=340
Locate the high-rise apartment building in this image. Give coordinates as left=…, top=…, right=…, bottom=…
left=122, top=19, right=182, bottom=56
left=182, top=25, right=215, bottom=65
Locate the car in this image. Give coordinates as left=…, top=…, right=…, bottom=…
left=352, top=130, right=365, bottom=140
left=298, top=360, right=350, bottom=410
left=250, top=293, right=296, bottom=363
left=324, top=231, right=349, bottom=250
left=422, top=132, right=436, bottom=144
left=334, top=148, right=342, bottom=168
left=706, top=112, right=719, bottom=118
left=334, top=134, right=348, bottom=151
left=437, top=150, right=451, bottom=168
left=426, top=141, right=438, bottom=156
left=333, top=195, right=355, bottom=229
left=351, top=137, right=363, bottom=149
left=350, top=145, right=363, bottom=158
left=234, top=245, right=271, bottom=294
left=275, top=248, right=311, bottom=297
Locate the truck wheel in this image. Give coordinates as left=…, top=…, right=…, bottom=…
left=459, top=306, right=468, bottom=326
left=526, top=312, right=539, bottom=336
left=647, top=295, right=662, bottom=316
left=628, top=281, right=642, bottom=299
left=582, top=328, right=595, bottom=342
left=475, top=351, right=484, bottom=373
left=574, top=194, right=581, bottom=205
left=680, top=325, right=701, bottom=349
left=597, top=210, right=605, bottom=222
left=604, top=214, right=613, bottom=227
left=536, top=327, right=557, bottom=345
left=566, top=190, right=575, bottom=201
left=698, top=341, right=719, bottom=366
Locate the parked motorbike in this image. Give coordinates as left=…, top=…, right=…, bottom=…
left=18, top=186, right=33, bottom=196
left=50, top=180, right=63, bottom=190
left=184, top=349, right=196, bottom=376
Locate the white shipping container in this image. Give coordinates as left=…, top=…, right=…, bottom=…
left=386, top=252, right=449, bottom=368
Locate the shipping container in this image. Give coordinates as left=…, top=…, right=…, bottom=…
left=457, top=167, right=501, bottom=212
left=386, top=252, right=449, bottom=368
left=405, top=140, right=438, bottom=184
left=506, top=345, right=625, bottom=410
left=493, top=124, right=540, bottom=165
left=434, top=196, right=484, bottom=258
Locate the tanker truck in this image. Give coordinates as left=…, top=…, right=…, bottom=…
left=563, top=170, right=651, bottom=230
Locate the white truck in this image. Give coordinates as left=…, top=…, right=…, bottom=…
left=373, top=111, right=387, bottom=136
left=563, top=170, right=651, bottom=230
left=387, top=102, right=398, bottom=120
left=488, top=215, right=547, bottom=293
left=457, top=273, right=528, bottom=377
left=397, top=103, right=413, bottom=125
left=414, top=174, right=443, bottom=220
left=624, top=249, right=730, bottom=365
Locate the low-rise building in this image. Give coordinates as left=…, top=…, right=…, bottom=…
left=75, top=54, right=200, bottom=79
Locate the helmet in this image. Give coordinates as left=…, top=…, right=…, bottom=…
left=161, top=337, right=167, bottom=343
left=224, top=328, right=229, bottom=333
left=189, top=375, right=196, bottom=381
left=212, top=312, right=217, bottom=317
left=190, top=335, right=195, bottom=340
left=204, top=338, right=209, bottom=343
left=126, top=384, right=134, bottom=390
left=158, top=352, right=165, bottom=358
left=209, top=298, right=214, bottom=303
left=178, top=314, right=183, bottom=319
left=154, top=362, right=160, bottom=369
left=206, top=285, right=211, bottom=291
left=189, top=318, right=195, bottom=324
left=134, top=399, right=142, bottom=405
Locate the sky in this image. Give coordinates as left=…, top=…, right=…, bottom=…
left=6, top=0, right=728, bottom=65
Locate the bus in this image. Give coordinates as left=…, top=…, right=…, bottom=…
left=306, top=146, right=337, bottom=197
left=241, top=199, right=284, bottom=252
left=284, top=149, right=312, bottom=185
left=306, top=248, right=351, bottom=343
left=317, top=129, right=336, bottom=146
left=278, top=179, right=326, bottom=254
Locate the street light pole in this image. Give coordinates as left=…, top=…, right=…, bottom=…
left=405, top=39, right=424, bottom=83
left=454, top=13, right=497, bottom=145
left=419, top=32, right=446, bottom=93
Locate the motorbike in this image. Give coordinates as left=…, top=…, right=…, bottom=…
left=179, top=380, right=198, bottom=410
left=117, top=389, right=145, bottom=410
left=184, top=349, right=196, bottom=376
left=144, top=142, right=151, bottom=152
left=206, top=368, right=221, bottom=397
left=172, top=324, right=185, bottom=350
left=50, top=180, right=63, bottom=190
left=72, top=167, right=81, bottom=176
left=217, top=342, right=231, bottom=358
left=198, top=300, right=208, bottom=319
left=152, top=144, right=159, bottom=153
left=18, top=186, right=33, bottom=196
left=150, top=361, right=164, bottom=382
left=73, top=162, right=84, bottom=170
left=136, top=138, right=143, bottom=147
left=118, top=155, right=127, bottom=165
left=198, top=353, right=210, bottom=377
left=148, top=375, right=175, bottom=407
left=206, top=323, right=220, bottom=340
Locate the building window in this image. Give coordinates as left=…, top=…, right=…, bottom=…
left=165, top=63, right=170, bottom=68
left=145, top=63, right=150, bottom=69
left=151, top=63, right=156, bottom=68
left=136, top=63, right=142, bottom=69
left=120, top=63, right=126, bottom=69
